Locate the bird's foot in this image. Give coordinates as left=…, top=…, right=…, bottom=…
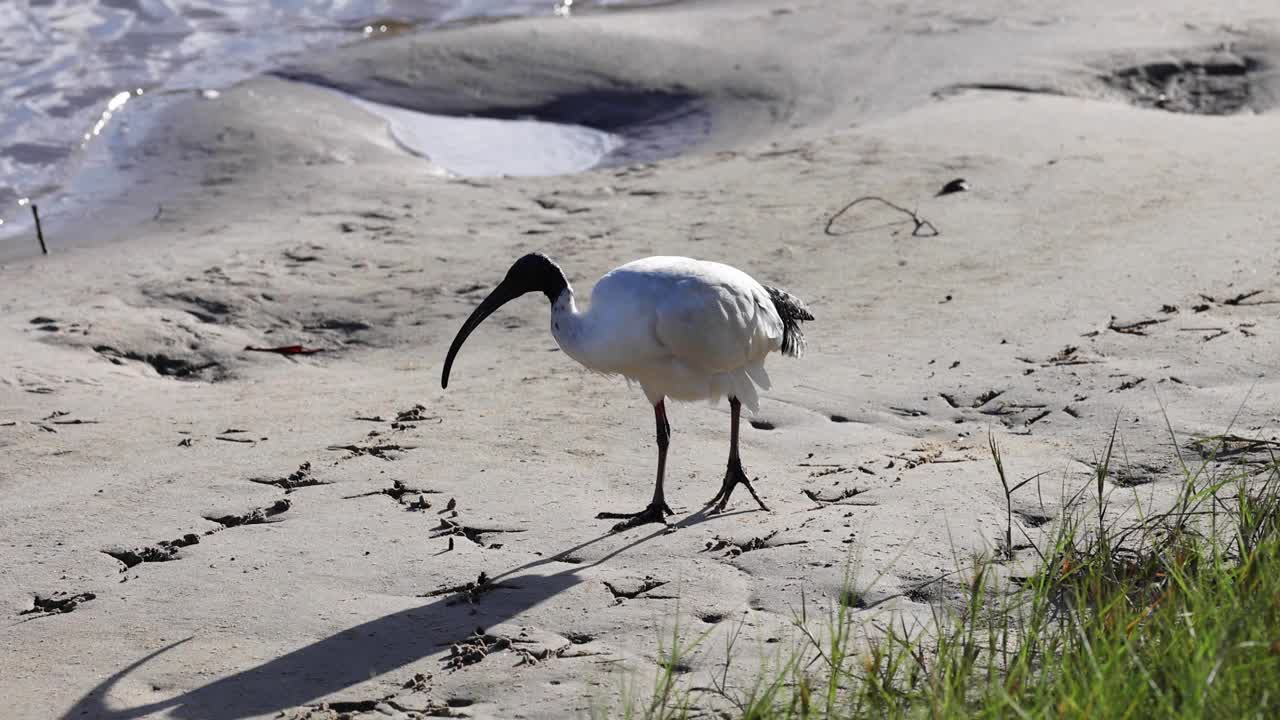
left=708, top=460, right=770, bottom=514
left=596, top=500, right=674, bottom=533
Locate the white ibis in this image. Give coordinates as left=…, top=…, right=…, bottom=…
left=441, top=254, right=813, bottom=531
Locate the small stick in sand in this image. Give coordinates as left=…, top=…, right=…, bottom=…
left=31, top=203, right=47, bottom=254
left=244, top=344, right=324, bottom=355
left=824, top=195, right=939, bottom=237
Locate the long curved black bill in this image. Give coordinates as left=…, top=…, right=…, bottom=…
left=441, top=280, right=521, bottom=389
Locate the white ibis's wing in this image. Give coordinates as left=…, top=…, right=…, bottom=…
left=651, top=267, right=784, bottom=375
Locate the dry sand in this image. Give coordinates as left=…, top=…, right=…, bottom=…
left=4, top=1, right=1280, bottom=718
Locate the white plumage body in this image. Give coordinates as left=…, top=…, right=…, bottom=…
left=550, top=256, right=785, bottom=413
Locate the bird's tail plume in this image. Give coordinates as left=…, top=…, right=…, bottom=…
left=765, top=285, right=814, bottom=358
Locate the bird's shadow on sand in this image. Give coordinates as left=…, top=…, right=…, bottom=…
left=59, top=507, right=751, bottom=720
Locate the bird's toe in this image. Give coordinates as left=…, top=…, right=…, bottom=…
left=707, top=465, right=770, bottom=514
left=598, top=502, right=671, bottom=532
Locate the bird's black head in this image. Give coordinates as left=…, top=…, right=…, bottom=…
left=441, top=253, right=569, bottom=389
left=502, top=252, right=569, bottom=303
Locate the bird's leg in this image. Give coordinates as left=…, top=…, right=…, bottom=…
left=708, top=397, right=770, bottom=514
left=596, top=400, right=676, bottom=531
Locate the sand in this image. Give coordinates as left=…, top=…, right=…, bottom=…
left=3, top=1, right=1280, bottom=718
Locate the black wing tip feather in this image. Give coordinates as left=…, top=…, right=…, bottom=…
left=765, top=285, right=813, bottom=358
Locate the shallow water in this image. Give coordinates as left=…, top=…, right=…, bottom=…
left=0, top=0, right=664, bottom=247
left=353, top=96, right=625, bottom=177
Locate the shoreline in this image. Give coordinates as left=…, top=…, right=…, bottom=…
left=0, top=1, right=704, bottom=262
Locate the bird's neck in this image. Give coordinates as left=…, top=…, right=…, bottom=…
left=549, top=287, right=589, bottom=362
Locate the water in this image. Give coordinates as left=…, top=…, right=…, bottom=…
left=0, top=0, right=662, bottom=244
left=352, top=96, right=625, bottom=177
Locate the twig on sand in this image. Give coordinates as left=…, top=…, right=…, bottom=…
left=342, top=479, right=435, bottom=501
left=1107, top=316, right=1166, bottom=335
left=802, top=487, right=878, bottom=509
left=327, top=442, right=415, bottom=460
left=701, top=530, right=809, bottom=557
left=1200, top=289, right=1277, bottom=306
left=1224, top=290, right=1263, bottom=305
left=824, top=195, right=939, bottom=237
left=244, top=344, right=324, bottom=356
left=31, top=203, right=47, bottom=255
left=1025, top=410, right=1052, bottom=426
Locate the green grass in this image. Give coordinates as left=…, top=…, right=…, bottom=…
left=609, top=422, right=1280, bottom=719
